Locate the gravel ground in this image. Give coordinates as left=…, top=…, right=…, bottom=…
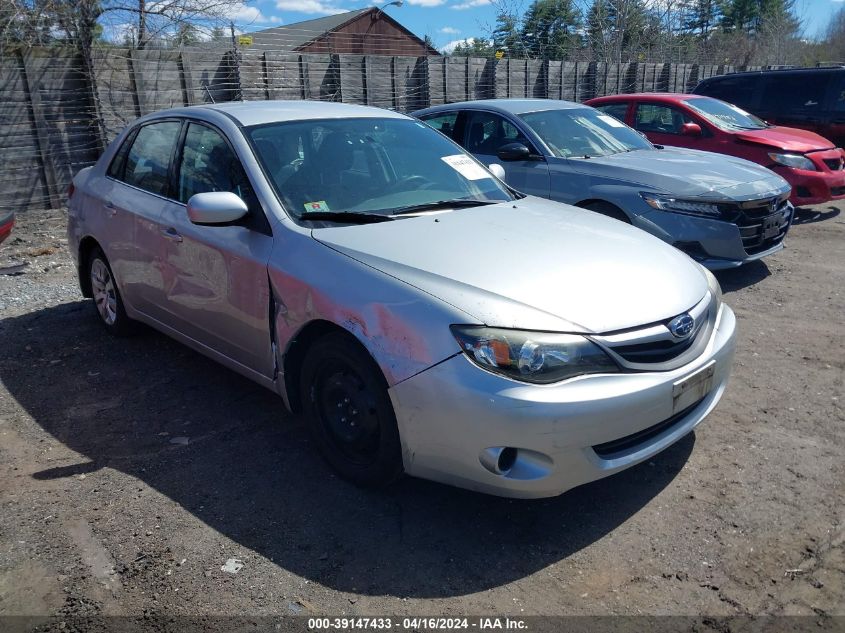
left=0, top=205, right=842, bottom=630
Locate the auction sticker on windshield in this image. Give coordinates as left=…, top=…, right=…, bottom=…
left=597, top=114, right=626, bottom=128
left=441, top=154, right=491, bottom=180
left=305, top=200, right=330, bottom=212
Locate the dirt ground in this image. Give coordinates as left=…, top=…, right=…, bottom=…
left=0, top=203, right=842, bottom=629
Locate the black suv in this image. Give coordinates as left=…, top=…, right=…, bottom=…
left=693, top=67, right=845, bottom=148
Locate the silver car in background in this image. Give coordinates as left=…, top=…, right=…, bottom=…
left=68, top=101, right=736, bottom=499
left=414, top=99, right=794, bottom=270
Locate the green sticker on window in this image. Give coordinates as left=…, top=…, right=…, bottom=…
left=304, top=200, right=330, bottom=212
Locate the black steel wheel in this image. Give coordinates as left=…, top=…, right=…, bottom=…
left=300, top=332, right=403, bottom=487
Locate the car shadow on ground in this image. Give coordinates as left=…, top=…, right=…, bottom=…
left=1, top=301, right=694, bottom=598
left=792, top=206, right=841, bottom=225
left=714, top=259, right=771, bottom=293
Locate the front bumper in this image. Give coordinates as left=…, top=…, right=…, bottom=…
left=0, top=213, right=14, bottom=245
left=771, top=164, right=845, bottom=206
left=389, top=304, right=737, bottom=499
left=635, top=204, right=792, bottom=271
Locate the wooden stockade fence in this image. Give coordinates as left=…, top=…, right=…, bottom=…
left=0, top=45, right=759, bottom=214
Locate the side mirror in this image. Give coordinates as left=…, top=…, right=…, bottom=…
left=186, top=192, right=248, bottom=225
left=487, top=163, right=506, bottom=181
left=497, top=142, right=531, bottom=162
left=681, top=122, right=703, bottom=137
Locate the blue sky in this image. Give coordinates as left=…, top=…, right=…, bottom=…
left=226, top=0, right=840, bottom=52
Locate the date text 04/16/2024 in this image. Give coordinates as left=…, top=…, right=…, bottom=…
left=307, top=617, right=528, bottom=630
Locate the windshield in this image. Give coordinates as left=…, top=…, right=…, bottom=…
left=685, top=97, right=767, bottom=130
left=518, top=108, right=652, bottom=158
left=247, top=117, right=513, bottom=219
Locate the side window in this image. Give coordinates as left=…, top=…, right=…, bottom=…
left=762, top=74, right=831, bottom=113
left=122, top=121, right=181, bottom=196
left=700, top=76, right=760, bottom=110
left=634, top=103, right=692, bottom=134
left=107, top=131, right=135, bottom=180
left=834, top=75, right=845, bottom=112
left=421, top=112, right=458, bottom=139
left=463, top=111, right=534, bottom=155
left=177, top=123, right=258, bottom=211
left=596, top=103, right=628, bottom=122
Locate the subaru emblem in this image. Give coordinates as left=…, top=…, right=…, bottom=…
left=668, top=314, right=695, bottom=339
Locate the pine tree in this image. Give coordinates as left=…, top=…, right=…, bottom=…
left=520, top=0, right=581, bottom=60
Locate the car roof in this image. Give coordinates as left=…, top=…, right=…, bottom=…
left=415, top=99, right=588, bottom=117
left=588, top=93, right=703, bottom=104
left=700, top=67, right=844, bottom=80
left=147, top=100, right=410, bottom=127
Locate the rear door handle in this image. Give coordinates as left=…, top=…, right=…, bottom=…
left=161, top=227, right=183, bottom=243
left=104, top=201, right=117, bottom=217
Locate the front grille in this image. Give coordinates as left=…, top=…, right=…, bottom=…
left=611, top=334, right=698, bottom=364
left=592, top=397, right=705, bottom=459
left=732, top=197, right=791, bottom=255
left=823, top=158, right=844, bottom=171
left=590, top=293, right=715, bottom=371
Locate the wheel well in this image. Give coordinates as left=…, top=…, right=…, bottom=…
left=575, top=199, right=631, bottom=223
left=77, top=237, right=101, bottom=298
left=283, top=320, right=376, bottom=414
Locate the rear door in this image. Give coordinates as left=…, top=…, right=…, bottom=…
left=460, top=110, right=550, bottom=198
left=102, top=120, right=182, bottom=316
left=593, top=101, right=631, bottom=126
left=157, top=121, right=275, bottom=376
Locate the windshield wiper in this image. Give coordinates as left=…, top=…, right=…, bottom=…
left=298, top=211, right=394, bottom=224
left=390, top=199, right=500, bottom=216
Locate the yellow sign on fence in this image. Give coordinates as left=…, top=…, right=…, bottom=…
left=495, top=50, right=504, bottom=60
left=238, top=35, right=254, bottom=47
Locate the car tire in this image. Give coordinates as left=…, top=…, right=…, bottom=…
left=87, top=247, right=136, bottom=336
left=300, top=332, right=403, bottom=488
left=583, top=201, right=631, bottom=224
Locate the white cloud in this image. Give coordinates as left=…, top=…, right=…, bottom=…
left=406, top=0, right=447, bottom=5
left=275, top=0, right=346, bottom=14
left=440, top=37, right=474, bottom=53
left=451, top=0, right=490, bottom=9
left=440, top=26, right=460, bottom=34
left=228, top=4, right=280, bottom=23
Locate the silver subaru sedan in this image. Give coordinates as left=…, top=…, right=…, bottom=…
left=68, top=101, right=736, bottom=499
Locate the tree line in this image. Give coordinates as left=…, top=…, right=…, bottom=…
left=449, top=0, right=841, bottom=67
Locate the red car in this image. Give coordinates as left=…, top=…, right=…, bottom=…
left=0, top=211, right=13, bottom=245
left=586, top=93, right=845, bottom=206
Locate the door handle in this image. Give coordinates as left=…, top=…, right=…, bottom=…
left=161, top=227, right=183, bottom=243
left=104, top=201, right=117, bottom=217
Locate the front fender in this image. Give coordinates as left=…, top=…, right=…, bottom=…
left=268, top=230, right=476, bottom=388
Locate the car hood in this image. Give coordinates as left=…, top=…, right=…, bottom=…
left=562, top=147, right=787, bottom=200
left=312, top=198, right=708, bottom=334
left=734, top=126, right=835, bottom=153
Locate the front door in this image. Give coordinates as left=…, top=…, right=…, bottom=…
left=633, top=102, right=699, bottom=150
left=461, top=110, right=550, bottom=198
left=157, top=121, right=275, bottom=377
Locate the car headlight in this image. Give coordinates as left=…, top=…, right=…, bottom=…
left=703, top=267, right=722, bottom=309
left=768, top=152, right=815, bottom=171
left=450, top=326, right=618, bottom=384
left=640, top=193, right=723, bottom=218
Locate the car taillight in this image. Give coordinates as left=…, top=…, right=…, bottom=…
left=67, top=183, right=75, bottom=200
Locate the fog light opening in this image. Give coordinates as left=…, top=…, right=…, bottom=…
left=497, top=447, right=518, bottom=473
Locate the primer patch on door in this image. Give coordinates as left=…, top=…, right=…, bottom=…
left=597, top=114, right=626, bottom=128
left=304, top=200, right=330, bottom=212
left=441, top=154, right=491, bottom=180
